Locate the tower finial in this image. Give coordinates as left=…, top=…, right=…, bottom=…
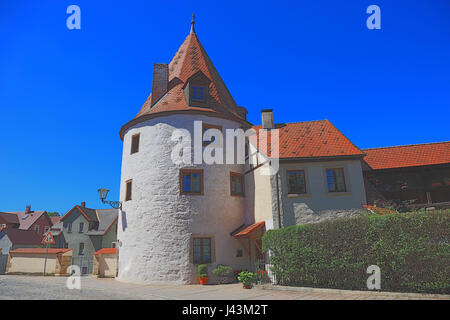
left=190, top=13, right=196, bottom=34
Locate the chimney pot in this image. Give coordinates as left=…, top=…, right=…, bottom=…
left=261, top=109, right=274, bottom=130
left=150, top=63, right=169, bottom=106
left=81, top=202, right=86, bottom=208
left=25, top=205, right=31, bottom=214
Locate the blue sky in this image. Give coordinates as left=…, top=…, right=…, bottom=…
left=1, top=0, right=449, bottom=214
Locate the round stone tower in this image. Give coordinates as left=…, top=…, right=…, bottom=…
left=117, top=22, right=252, bottom=284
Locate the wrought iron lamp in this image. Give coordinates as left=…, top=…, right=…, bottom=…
left=98, top=187, right=122, bottom=210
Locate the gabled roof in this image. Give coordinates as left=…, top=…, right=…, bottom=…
left=252, top=120, right=364, bottom=159
left=120, top=30, right=250, bottom=139
left=60, top=206, right=98, bottom=222
left=0, top=228, right=42, bottom=245
left=0, top=212, right=19, bottom=225
left=363, top=141, right=450, bottom=170
left=59, top=205, right=118, bottom=236
left=7, top=210, right=50, bottom=231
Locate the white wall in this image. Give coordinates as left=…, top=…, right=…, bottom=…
left=277, top=159, right=367, bottom=226
left=7, top=253, right=57, bottom=274
left=117, top=114, right=249, bottom=284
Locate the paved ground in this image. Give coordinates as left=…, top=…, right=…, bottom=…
left=0, top=275, right=448, bottom=300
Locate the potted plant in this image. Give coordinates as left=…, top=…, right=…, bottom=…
left=212, top=265, right=233, bottom=284
left=256, top=270, right=270, bottom=284
left=237, top=271, right=256, bottom=289
left=233, top=269, right=247, bottom=282
left=197, top=264, right=209, bottom=285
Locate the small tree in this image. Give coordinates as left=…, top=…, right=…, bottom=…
left=197, top=264, right=208, bottom=278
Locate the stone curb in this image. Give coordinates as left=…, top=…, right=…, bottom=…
left=256, top=284, right=450, bottom=299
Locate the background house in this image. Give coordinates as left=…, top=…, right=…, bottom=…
left=6, top=205, right=53, bottom=236
left=0, top=228, right=41, bottom=274
left=0, top=212, right=20, bottom=230
left=56, top=203, right=118, bottom=274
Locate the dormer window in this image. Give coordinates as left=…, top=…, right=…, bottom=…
left=192, top=86, right=205, bottom=102
left=184, top=71, right=210, bottom=107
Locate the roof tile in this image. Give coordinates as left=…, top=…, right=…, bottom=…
left=252, top=120, right=364, bottom=159
left=363, top=141, right=450, bottom=170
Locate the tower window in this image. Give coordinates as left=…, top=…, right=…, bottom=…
left=125, top=179, right=133, bottom=201
left=131, top=134, right=140, bottom=154
left=192, top=237, right=212, bottom=264
left=180, top=169, right=204, bottom=195
left=192, top=86, right=205, bottom=101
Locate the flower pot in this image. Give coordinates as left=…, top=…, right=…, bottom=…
left=243, top=284, right=252, bottom=289
left=199, top=276, right=209, bottom=285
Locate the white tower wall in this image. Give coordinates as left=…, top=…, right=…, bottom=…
left=117, top=114, right=249, bottom=284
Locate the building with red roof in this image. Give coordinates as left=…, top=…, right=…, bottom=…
left=362, top=142, right=450, bottom=207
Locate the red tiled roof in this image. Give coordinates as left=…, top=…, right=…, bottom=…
left=233, top=221, right=265, bottom=238
left=94, top=248, right=117, bottom=255
left=363, top=141, right=450, bottom=170
left=120, top=31, right=250, bottom=139
left=252, top=120, right=364, bottom=159
left=9, top=248, right=72, bottom=255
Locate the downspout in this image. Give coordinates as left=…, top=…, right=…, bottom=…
left=275, top=172, right=282, bottom=229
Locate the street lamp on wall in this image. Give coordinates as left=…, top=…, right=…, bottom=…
left=97, top=187, right=122, bottom=210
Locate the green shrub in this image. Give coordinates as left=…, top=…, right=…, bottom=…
left=212, top=265, right=232, bottom=277
left=262, top=210, right=450, bottom=294
left=197, top=264, right=208, bottom=277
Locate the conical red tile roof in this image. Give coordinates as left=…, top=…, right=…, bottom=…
left=120, top=32, right=250, bottom=139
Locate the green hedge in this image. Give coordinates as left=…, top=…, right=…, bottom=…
left=262, top=210, right=450, bottom=294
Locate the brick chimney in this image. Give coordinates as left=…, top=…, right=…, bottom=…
left=150, top=63, right=169, bottom=105
left=25, top=205, right=31, bottom=214
left=81, top=202, right=86, bottom=208
left=261, top=109, right=274, bottom=130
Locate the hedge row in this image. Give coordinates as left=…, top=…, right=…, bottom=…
left=262, top=210, right=450, bottom=294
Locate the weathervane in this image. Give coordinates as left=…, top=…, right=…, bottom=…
left=190, top=13, right=196, bottom=34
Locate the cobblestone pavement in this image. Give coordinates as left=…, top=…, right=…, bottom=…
left=0, top=275, right=448, bottom=300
